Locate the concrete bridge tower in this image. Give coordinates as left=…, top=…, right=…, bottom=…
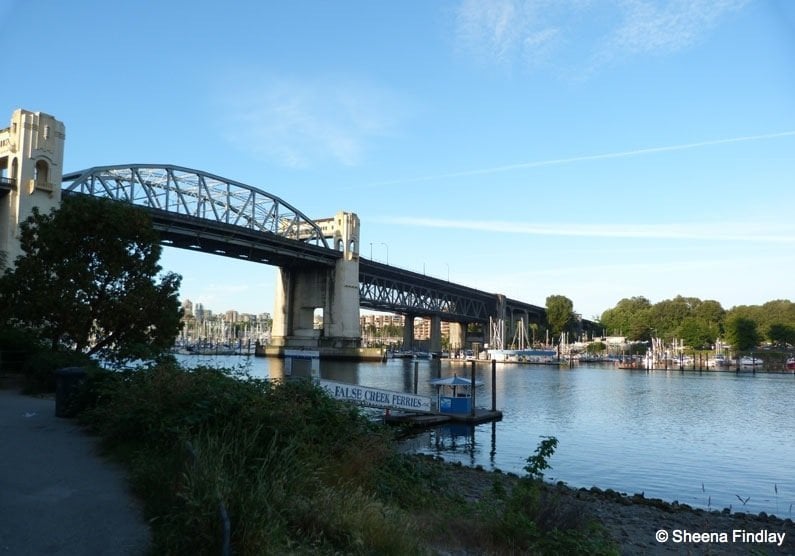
left=270, top=211, right=363, bottom=353
left=0, top=109, right=65, bottom=267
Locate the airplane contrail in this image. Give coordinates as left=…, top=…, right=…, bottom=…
left=357, top=130, right=795, bottom=188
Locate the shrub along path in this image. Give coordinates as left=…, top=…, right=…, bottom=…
left=0, top=385, right=150, bottom=555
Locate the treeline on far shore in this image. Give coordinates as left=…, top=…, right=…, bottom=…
left=597, top=296, right=795, bottom=351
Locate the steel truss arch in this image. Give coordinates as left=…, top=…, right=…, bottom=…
left=61, top=164, right=329, bottom=248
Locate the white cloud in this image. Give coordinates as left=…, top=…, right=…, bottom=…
left=355, top=130, right=795, bottom=188
left=455, top=0, right=563, bottom=67
left=453, top=0, right=749, bottom=73
left=216, top=75, right=407, bottom=168
left=385, top=216, right=795, bottom=243
left=601, top=0, right=749, bottom=57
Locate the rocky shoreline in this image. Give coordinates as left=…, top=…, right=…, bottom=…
left=432, top=458, right=794, bottom=555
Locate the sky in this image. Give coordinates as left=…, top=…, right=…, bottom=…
left=2, top=0, right=794, bottom=320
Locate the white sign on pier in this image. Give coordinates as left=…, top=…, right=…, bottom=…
left=319, top=379, right=431, bottom=413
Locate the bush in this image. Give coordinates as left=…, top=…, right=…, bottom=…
left=77, top=363, right=617, bottom=555
left=21, top=349, right=94, bottom=394
left=0, top=325, right=46, bottom=376
left=78, top=362, right=415, bottom=554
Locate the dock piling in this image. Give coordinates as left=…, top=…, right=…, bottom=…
left=470, top=361, right=476, bottom=417
left=491, top=359, right=496, bottom=411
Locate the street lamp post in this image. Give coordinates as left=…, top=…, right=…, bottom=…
left=371, top=242, right=388, bottom=264
left=380, top=242, right=389, bottom=265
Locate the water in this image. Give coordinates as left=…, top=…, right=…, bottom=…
left=175, top=354, right=795, bottom=518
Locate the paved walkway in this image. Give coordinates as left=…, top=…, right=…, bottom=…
left=0, top=385, right=150, bottom=555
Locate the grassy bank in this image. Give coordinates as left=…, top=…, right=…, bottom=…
left=74, top=360, right=616, bottom=555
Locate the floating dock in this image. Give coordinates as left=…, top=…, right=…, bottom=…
left=384, top=408, right=503, bottom=427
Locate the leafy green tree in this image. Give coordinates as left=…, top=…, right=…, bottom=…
left=600, top=296, right=651, bottom=337
left=586, top=341, right=606, bottom=355
left=0, top=195, right=182, bottom=363
left=767, top=323, right=795, bottom=347
left=724, top=315, right=760, bottom=352
left=693, top=299, right=725, bottom=331
left=677, top=317, right=714, bottom=349
left=545, top=295, right=574, bottom=340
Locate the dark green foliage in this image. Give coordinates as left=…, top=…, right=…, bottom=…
left=0, top=324, right=44, bottom=374
left=0, top=195, right=182, bottom=364
left=767, top=323, right=795, bottom=347
left=598, top=294, right=795, bottom=350
left=677, top=316, right=715, bottom=350
left=79, top=364, right=417, bottom=554
left=724, top=315, right=760, bottom=352
left=599, top=296, right=652, bottom=339
left=545, top=295, right=575, bottom=339
left=486, top=436, right=616, bottom=555
left=21, top=349, right=94, bottom=394
left=76, top=364, right=615, bottom=555
left=525, top=436, right=559, bottom=480
left=586, top=341, right=607, bottom=355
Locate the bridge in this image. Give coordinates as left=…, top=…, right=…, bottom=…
left=1, top=109, right=591, bottom=358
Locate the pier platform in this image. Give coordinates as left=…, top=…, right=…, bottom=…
left=384, top=408, right=503, bottom=427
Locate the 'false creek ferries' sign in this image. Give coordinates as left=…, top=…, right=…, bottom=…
left=320, top=379, right=431, bottom=413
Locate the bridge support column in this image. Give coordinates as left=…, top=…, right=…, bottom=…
left=271, top=266, right=325, bottom=347
left=402, top=315, right=415, bottom=351
left=322, top=212, right=361, bottom=348
left=271, top=212, right=362, bottom=352
left=449, top=322, right=466, bottom=351
left=429, top=315, right=442, bottom=354
left=0, top=109, right=65, bottom=268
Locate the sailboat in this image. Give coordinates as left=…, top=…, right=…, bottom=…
left=487, top=319, right=558, bottom=364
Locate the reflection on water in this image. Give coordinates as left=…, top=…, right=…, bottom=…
left=175, top=354, right=795, bottom=517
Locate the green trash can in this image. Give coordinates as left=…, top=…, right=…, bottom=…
left=55, top=367, right=86, bottom=418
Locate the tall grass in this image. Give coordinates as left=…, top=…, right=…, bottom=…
left=76, top=361, right=615, bottom=555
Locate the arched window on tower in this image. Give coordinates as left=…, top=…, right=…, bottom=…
left=34, top=160, right=50, bottom=191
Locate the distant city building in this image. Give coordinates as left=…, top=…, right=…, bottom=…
left=359, top=313, right=450, bottom=341
left=181, top=299, right=194, bottom=317
left=224, top=310, right=239, bottom=323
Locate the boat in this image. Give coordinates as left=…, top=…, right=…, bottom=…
left=786, top=357, right=795, bottom=370
left=738, top=355, right=764, bottom=367
left=709, top=354, right=731, bottom=368
left=487, top=318, right=558, bottom=364
left=615, top=356, right=644, bottom=370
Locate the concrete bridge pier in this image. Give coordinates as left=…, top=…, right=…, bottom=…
left=402, top=314, right=415, bottom=351
left=429, top=315, right=442, bottom=354
left=270, top=266, right=325, bottom=348
left=269, top=212, right=368, bottom=355
left=321, top=212, right=361, bottom=348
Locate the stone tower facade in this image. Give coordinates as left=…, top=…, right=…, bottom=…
left=0, top=109, right=66, bottom=266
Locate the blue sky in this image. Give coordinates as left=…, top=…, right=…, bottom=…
left=2, top=0, right=794, bottom=319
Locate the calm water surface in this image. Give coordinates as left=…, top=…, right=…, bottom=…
left=176, top=354, right=795, bottom=517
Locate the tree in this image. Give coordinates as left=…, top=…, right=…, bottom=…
left=677, top=317, right=714, bottom=350
left=545, top=295, right=574, bottom=340
left=586, top=341, right=606, bottom=355
left=0, top=195, right=182, bottom=363
left=767, top=323, right=795, bottom=347
left=724, top=316, right=760, bottom=352
left=600, top=296, right=651, bottom=337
